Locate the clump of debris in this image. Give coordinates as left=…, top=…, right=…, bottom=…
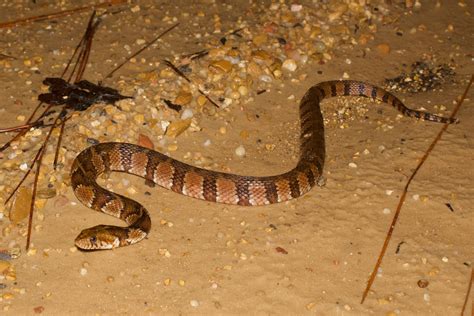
left=385, top=61, right=455, bottom=93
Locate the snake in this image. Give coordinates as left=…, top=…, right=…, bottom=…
left=71, top=80, right=457, bottom=250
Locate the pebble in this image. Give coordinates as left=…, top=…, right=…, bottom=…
left=138, top=134, right=154, bottom=149
left=0, top=260, right=11, bottom=273
left=9, top=187, right=32, bottom=224
left=80, top=268, right=88, bottom=276
left=417, top=279, right=429, bottom=288
left=37, top=187, right=57, bottom=199
left=376, top=43, right=391, bottom=55
left=180, top=109, right=193, bottom=120
left=53, top=195, right=70, bottom=208
left=282, top=59, right=297, bottom=72
left=190, top=300, right=200, bottom=307
left=423, top=293, right=430, bottom=302
left=235, top=145, right=246, bottom=157
left=306, top=302, right=316, bottom=310
left=168, top=144, right=178, bottom=151
left=348, top=162, right=357, bottom=168
left=383, top=208, right=391, bottom=214
left=209, top=60, right=232, bottom=73
left=174, top=91, right=193, bottom=106
left=165, top=119, right=191, bottom=137
left=252, top=34, right=268, bottom=46
left=238, top=86, right=248, bottom=97
left=2, top=293, right=14, bottom=300
left=134, top=114, right=145, bottom=125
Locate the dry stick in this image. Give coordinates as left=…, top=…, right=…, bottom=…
left=4, top=143, right=43, bottom=204
left=24, top=12, right=100, bottom=249
left=25, top=112, right=65, bottom=250
left=53, top=16, right=100, bottom=168
left=460, top=268, right=473, bottom=316
left=0, top=14, right=99, bottom=151
left=53, top=118, right=67, bottom=170
left=0, top=122, right=39, bottom=132
left=3, top=116, right=65, bottom=205
left=0, top=102, right=52, bottom=152
left=65, top=12, right=100, bottom=82
left=25, top=13, right=101, bottom=248
left=163, top=60, right=220, bottom=108
left=103, top=22, right=180, bottom=82
left=75, top=17, right=99, bottom=82
left=25, top=146, right=44, bottom=250
left=0, top=0, right=125, bottom=29
left=360, top=75, right=474, bottom=304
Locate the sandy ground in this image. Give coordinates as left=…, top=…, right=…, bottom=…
left=0, top=1, right=473, bottom=315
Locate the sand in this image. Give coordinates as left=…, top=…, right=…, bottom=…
left=0, top=1, right=472, bottom=315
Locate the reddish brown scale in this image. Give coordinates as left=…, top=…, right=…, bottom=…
left=71, top=80, right=457, bottom=250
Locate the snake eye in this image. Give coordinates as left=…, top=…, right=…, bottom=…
left=89, top=236, right=97, bottom=244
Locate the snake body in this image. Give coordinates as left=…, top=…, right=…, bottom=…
left=71, top=80, right=456, bottom=250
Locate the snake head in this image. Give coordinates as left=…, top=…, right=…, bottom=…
left=75, top=225, right=122, bottom=250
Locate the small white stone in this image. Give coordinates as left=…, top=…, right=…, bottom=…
left=290, top=4, right=302, bottom=12
left=180, top=109, right=193, bottom=120
left=80, top=268, right=88, bottom=276
left=385, top=190, right=393, bottom=196
left=190, top=300, right=199, bottom=307
left=161, top=120, right=170, bottom=131
left=282, top=59, right=297, bottom=72
left=442, top=256, right=448, bottom=262
left=203, top=139, right=211, bottom=147
left=348, top=162, right=357, bottom=168
left=211, top=283, right=218, bottom=289
left=423, top=293, right=430, bottom=302
left=90, top=120, right=100, bottom=127
left=235, top=145, right=246, bottom=157
left=342, top=72, right=350, bottom=79
left=383, top=208, right=391, bottom=214
left=19, top=163, right=28, bottom=171
left=413, top=194, right=420, bottom=201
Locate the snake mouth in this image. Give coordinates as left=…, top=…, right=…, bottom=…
left=74, top=225, right=121, bottom=250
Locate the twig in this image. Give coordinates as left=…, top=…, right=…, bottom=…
left=21, top=12, right=100, bottom=250
left=0, top=0, right=126, bottom=29
left=163, top=59, right=220, bottom=108
left=460, top=268, right=473, bottom=316
left=0, top=53, right=16, bottom=60
left=0, top=122, right=39, bottom=133
left=4, top=141, right=43, bottom=204
left=103, top=23, right=180, bottom=81
left=360, top=75, right=473, bottom=304
left=0, top=13, right=99, bottom=152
